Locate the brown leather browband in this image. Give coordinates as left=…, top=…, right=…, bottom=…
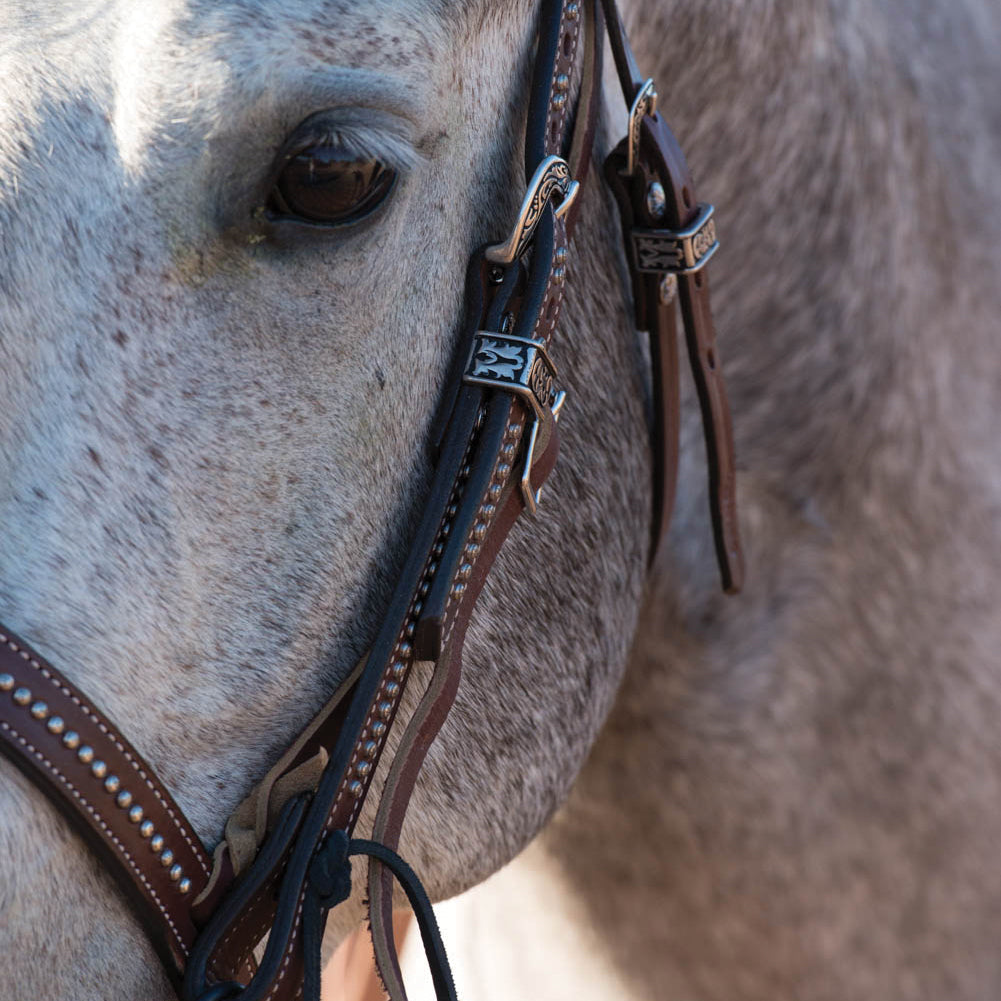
left=0, top=2, right=743, bottom=998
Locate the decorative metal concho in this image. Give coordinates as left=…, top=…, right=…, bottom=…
left=631, top=203, right=720, bottom=275
left=464, top=333, right=558, bottom=420
left=463, top=332, right=565, bottom=515
left=485, top=156, right=579, bottom=265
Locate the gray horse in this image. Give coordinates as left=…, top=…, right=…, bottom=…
left=2, top=1, right=1000, bottom=1000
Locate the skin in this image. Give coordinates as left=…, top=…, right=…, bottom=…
left=426, top=1, right=1001, bottom=1000
left=0, top=1, right=649, bottom=998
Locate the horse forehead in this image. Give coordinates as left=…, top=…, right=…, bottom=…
left=0, top=0, right=526, bottom=272
left=2, top=0, right=452, bottom=141
left=0, top=0, right=469, bottom=329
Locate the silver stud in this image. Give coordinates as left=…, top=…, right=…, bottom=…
left=552, top=92, right=567, bottom=110
left=139, top=821, right=155, bottom=839
left=413, top=600, right=423, bottom=617
left=457, top=563, right=473, bottom=580
left=432, top=542, right=444, bottom=558
left=659, top=273, right=678, bottom=306
left=496, top=463, right=511, bottom=478
left=128, top=805, right=144, bottom=824
left=471, top=522, right=487, bottom=542
left=451, top=582, right=467, bottom=599
left=507, top=422, right=520, bottom=435
left=29, top=701, right=48, bottom=720
left=91, top=760, right=107, bottom=779
left=376, top=701, right=393, bottom=721
left=554, top=246, right=569, bottom=266
left=398, top=641, right=412, bottom=658
left=553, top=266, right=567, bottom=285
left=404, top=621, right=415, bottom=639
left=12, top=687, right=31, bottom=706
left=168, top=864, right=183, bottom=882
left=446, top=503, right=458, bottom=518
left=178, top=878, right=193, bottom=895
left=566, top=1, right=580, bottom=18
left=487, top=484, right=502, bottom=501
left=555, top=74, right=570, bottom=93
left=77, top=745, right=95, bottom=764
left=465, top=543, right=481, bottom=560
left=459, top=464, right=472, bottom=479
left=116, top=790, right=133, bottom=809
left=646, top=181, right=667, bottom=221
left=389, top=661, right=406, bottom=679
left=384, top=681, right=401, bottom=699
left=0, top=673, right=14, bottom=691
left=160, top=849, right=175, bottom=867
left=150, top=834, right=165, bottom=852
left=104, top=775, right=120, bottom=794
left=347, top=780, right=364, bottom=798
left=427, top=561, right=438, bottom=578
left=371, top=721, right=387, bottom=739
left=361, top=740, right=378, bottom=759
left=355, top=760, right=373, bottom=779
left=46, top=716, right=65, bottom=734
left=418, top=581, right=430, bottom=598
left=62, top=731, right=81, bottom=750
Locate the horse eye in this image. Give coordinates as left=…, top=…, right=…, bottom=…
left=268, top=147, right=396, bottom=225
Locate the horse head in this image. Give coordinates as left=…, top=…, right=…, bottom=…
left=0, top=2, right=657, bottom=997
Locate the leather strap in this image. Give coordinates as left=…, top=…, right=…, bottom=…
left=0, top=627, right=214, bottom=986
left=602, top=0, right=744, bottom=591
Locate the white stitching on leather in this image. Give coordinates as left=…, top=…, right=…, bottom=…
left=1, top=632, right=210, bottom=878
left=0, top=718, right=188, bottom=956
left=262, top=894, right=305, bottom=1001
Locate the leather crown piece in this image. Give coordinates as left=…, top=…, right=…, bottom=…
left=0, top=1, right=743, bottom=999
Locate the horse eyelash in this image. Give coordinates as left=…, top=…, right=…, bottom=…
left=290, top=117, right=424, bottom=174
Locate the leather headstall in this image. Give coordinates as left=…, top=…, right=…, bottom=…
left=0, top=2, right=743, bottom=999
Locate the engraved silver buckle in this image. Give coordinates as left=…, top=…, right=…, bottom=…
left=462, top=332, right=565, bottom=514
left=485, top=156, right=580, bottom=266
left=631, top=203, right=719, bottom=276
left=627, top=78, right=658, bottom=177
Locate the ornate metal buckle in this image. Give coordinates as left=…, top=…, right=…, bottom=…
left=462, top=332, right=565, bottom=514
left=631, top=203, right=719, bottom=276
left=485, top=156, right=580, bottom=265
left=627, top=78, right=658, bottom=177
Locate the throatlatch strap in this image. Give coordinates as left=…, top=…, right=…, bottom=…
left=601, top=0, right=744, bottom=590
